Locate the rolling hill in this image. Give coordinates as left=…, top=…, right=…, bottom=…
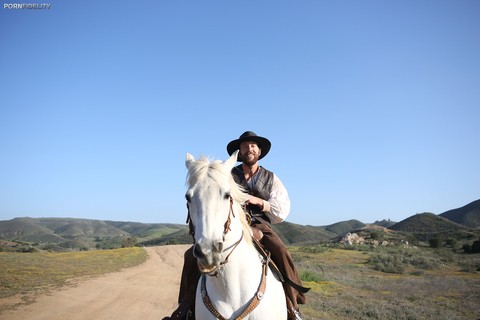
left=389, top=212, right=468, bottom=233
left=0, top=217, right=188, bottom=251
left=272, top=221, right=337, bottom=245
left=324, top=219, right=366, bottom=234
left=439, top=199, right=480, bottom=229
left=1, top=198, right=479, bottom=251
left=388, top=212, right=477, bottom=243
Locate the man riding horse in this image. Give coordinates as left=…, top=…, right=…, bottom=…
left=164, top=131, right=307, bottom=320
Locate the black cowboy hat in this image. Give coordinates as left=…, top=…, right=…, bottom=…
left=226, top=131, right=271, bottom=160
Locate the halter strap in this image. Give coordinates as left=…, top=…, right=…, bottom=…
left=222, top=196, right=235, bottom=241
left=219, top=231, right=243, bottom=267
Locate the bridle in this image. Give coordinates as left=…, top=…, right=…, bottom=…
left=186, top=196, right=243, bottom=272
left=186, top=195, right=269, bottom=319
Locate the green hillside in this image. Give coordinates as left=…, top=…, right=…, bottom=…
left=325, top=219, right=366, bottom=234
left=272, top=221, right=336, bottom=245
left=0, top=218, right=65, bottom=244
left=389, top=212, right=468, bottom=233
left=2, top=198, right=479, bottom=252
left=0, top=217, right=188, bottom=251
left=388, top=212, right=477, bottom=243
left=439, top=199, right=480, bottom=229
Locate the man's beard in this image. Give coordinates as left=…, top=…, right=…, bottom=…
left=242, top=152, right=259, bottom=167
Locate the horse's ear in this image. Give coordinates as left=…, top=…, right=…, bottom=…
left=224, top=150, right=238, bottom=170
left=185, top=153, right=195, bottom=169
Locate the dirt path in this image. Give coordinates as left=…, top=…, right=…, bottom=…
left=0, top=245, right=190, bottom=320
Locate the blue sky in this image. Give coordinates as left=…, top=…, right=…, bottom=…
left=1, top=1, right=479, bottom=226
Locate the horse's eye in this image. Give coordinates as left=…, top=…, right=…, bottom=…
left=185, top=193, right=191, bottom=202
left=224, top=192, right=231, bottom=200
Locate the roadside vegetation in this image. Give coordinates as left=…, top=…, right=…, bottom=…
left=1, top=242, right=479, bottom=319
left=293, top=244, right=480, bottom=320
left=0, top=247, right=147, bottom=313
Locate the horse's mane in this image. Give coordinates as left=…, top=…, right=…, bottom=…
left=186, top=156, right=253, bottom=244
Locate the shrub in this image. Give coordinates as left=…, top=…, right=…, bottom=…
left=369, top=253, right=406, bottom=274
left=408, top=256, right=439, bottom=270
left=370, top=230, right=385, bottom=240
left=429, top=237, right=443, bottom=248
left=298, top=245, right=329, bottom=254
left=121, top=237, right=138, bottom=248
left=445, top=238, right=457, bottom=247
left=300, top=270, right=323, bottom=282
left=471, top=240, right=480, bottom=253
left=463, top=244, right=472, bottom=253
left=462, top=240, right=480, bottom=254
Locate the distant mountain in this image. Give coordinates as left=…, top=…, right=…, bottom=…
left=0, top=218, right=66, bottom=244
left=272, top=221, right=336, bottom=245
left=104, top=221, right=188, bottom=241
left=439, top=199, right=480, bottom=229
left=325, top=219, right=366, bottom=235
left=372, top=219, right=397, bottom=228
left=389, top=212, right=468, bottom=233
left=37, top=218, right=127, bottom=237
left=0, top=217, right=188, bottom=251
left=387, top=212, right=477, bottom=243
left=138, top=221, right=337, bottom=247
left=2, top=198, right=479, bottom=251
left=139, top=229, right=193, bottom=246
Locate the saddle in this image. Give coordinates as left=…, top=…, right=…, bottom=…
left=250, top=226, right=310, bottom=294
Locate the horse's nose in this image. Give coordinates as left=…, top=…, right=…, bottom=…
left=193, top=241, right=223, bottom=259
left=193, top=243, right=206, bottom=260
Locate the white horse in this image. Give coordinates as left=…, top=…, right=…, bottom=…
left=185, top=151, right=287, bottom=320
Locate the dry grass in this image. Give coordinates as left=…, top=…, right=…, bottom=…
left=291, top=246, right=480, bottom=320
left=0, top=247, right=147, bottom=311
left=1, top=244, right=479, bottom=319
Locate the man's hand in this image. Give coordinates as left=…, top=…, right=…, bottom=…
left=246, top=196, right=264, bottom=211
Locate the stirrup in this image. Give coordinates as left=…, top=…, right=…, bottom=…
left=294, top=309, right=303, bottom=320
left=289, top=308, right=303, bottom=320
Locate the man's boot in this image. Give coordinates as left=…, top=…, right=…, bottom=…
left=164, top=246, right=199, bottom=320
left=162, top=300, right=192, bottom=320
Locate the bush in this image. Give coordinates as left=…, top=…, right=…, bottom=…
left=471, top=240, right=480, bottom=253
left=121, top=237, right=138, bottom=248
left=369, top=253, right=406, bottom=274
left=462, top=240, right=480, bottom=254
left=300, top=270, right=324, bottom=282
left=370, top=230, right=385, bottom=240
left=445, top=238, right=457, bottom=247
left=463, top=244, right=472, bottom=253
left=298, top=245, right=329, bottom=254
left=429, top=237, right=443, bottom=248
left=408, top=256, right=439, bottom=270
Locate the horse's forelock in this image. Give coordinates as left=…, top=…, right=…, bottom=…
left=186, top=156, right=212, bottom=187
left=186, top=156, right=252, bottom=243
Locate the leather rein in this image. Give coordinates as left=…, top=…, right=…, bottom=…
left=186, top=196, right=269, bottom=319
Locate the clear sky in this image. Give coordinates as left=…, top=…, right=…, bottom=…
left=1, top=1, right=479, bottom=226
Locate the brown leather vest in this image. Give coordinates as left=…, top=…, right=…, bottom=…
left=231, top=165, right=274, bottom=224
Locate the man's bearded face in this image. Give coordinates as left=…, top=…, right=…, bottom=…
left=240, top=141, right=261, bottom=166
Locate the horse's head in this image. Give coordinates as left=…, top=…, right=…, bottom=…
left=185, top=151, right=250, bottom=274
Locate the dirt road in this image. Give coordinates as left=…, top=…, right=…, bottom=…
left=0, top=245, right=190, bottom=320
